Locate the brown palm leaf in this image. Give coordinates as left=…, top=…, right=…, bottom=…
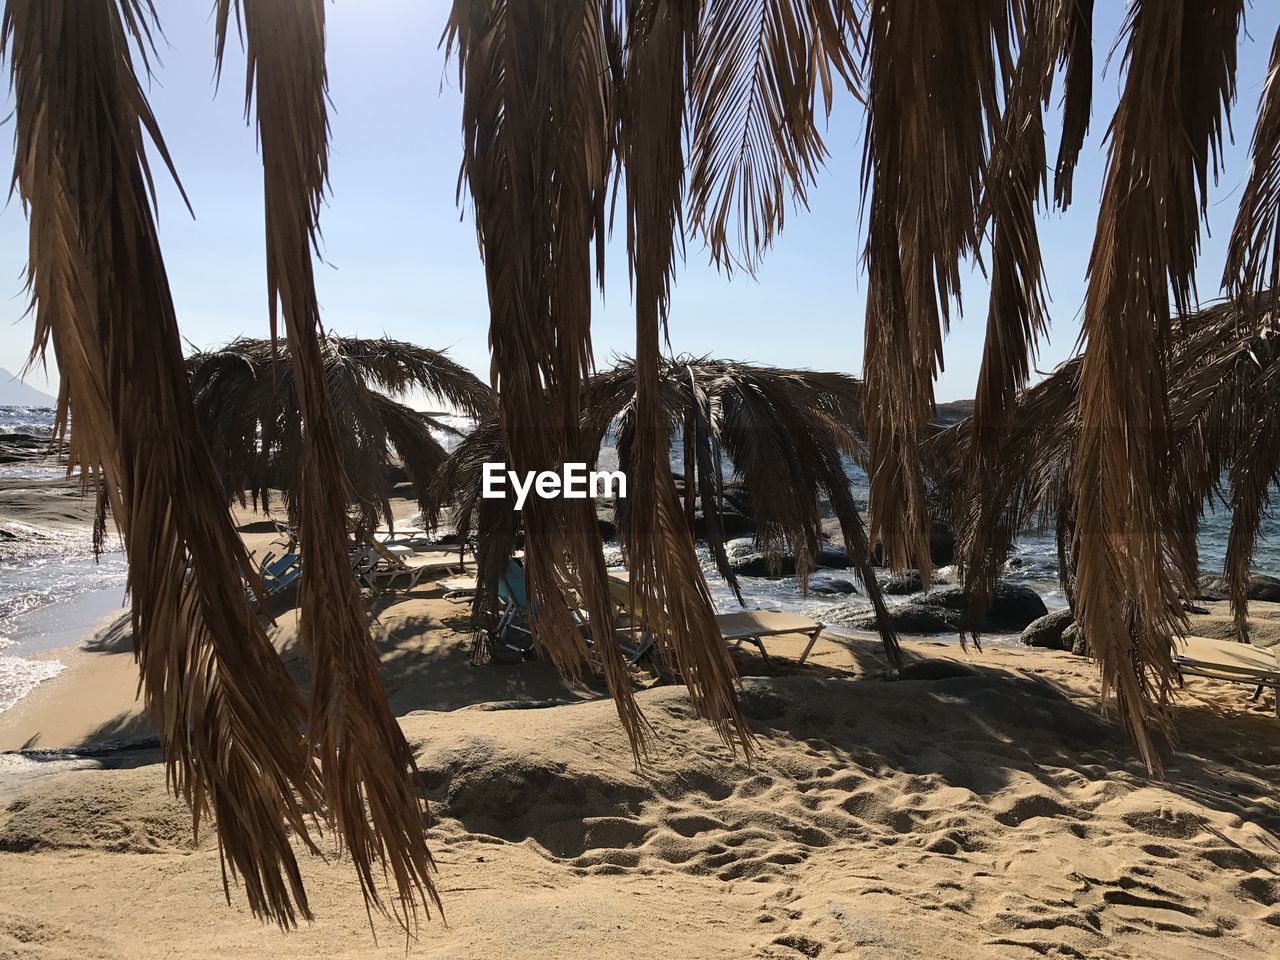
left=3, top=0, right=321, bottom=926
left=187, top=335, right=489, bottom=528
left=687, top=0, right=860, bottom=273
left=961, top=0, right=1075, bottom=626
left=618, top=0, right=752, bottom=750
left=1225, top=27, right=1280, bottom=300
left=1053, top=0, right=1094, bottom=208
left=445, top=0, right=647, bottom=752
left=1168, top=297, right=1280, bottom=641
left=860, top=0, right=1017, bottom=590
left=214, top=0, right=439, bottom=927
left=1071, top=0, right=1242, bottom=770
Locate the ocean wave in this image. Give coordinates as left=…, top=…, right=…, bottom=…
left=0, top=404, right=55, bottom=437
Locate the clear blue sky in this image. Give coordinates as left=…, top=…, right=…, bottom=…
left=2, top=0, right=1278, bottom=404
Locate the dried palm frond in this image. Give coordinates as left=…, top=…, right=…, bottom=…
left=927, top=360, right=1082, bottom=624
left=860, top=0, right=1017, bottom=589
left=934, top=297, right=1277, bottom=679
left=1225, top=27, right=1280, bottom=300
left=215, top=0, right=438, bottom=927
left=972, top=0, right=1065, bottom=451
left=611, top=358, right=902, bottom=668
left=962, top=0, right=1072, bottom=627
left=687, top=0, right=860, bottom=273
left=1053, top=0, right=1094, bottom=208
left=1071, top=0, right=1242, bottom=769
left=446, top=0, right=647, bottom=753
left=187, top=335, right=489, bottom=527
left=1168, top=296, right=1280, bottom=641
left=437, top=357, right=901, bottom=667
left=423, top=416, right=519, bottom=659
left=4, top=0, right=320, bottom=926
left=617, top=0, right=751, bottom=748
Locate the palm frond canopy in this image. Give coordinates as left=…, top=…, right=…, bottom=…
left=14, top=0, right=1280, bottom=925
left=928, top=295, right=1280, bottom=647
left=432, top=357, right=901, bottom=667
left=187, top=335, right=492, bottom=530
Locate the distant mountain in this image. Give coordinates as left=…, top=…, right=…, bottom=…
left=0, top=367, right=56, bottom=407
left=933, top=399, right=974, bottom=426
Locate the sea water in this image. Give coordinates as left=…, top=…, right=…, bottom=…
left=2, top=405, right=128, bottom=713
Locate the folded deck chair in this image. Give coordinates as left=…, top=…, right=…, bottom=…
left=1175, top=634, right=1280, bottom=716
left=491, top=559, right=594, bottom=656
left=495, top=559, right=536, bottom=652
left=248, top=550, right=301, bottom=608
left=605, top=577, right=824, bottom=667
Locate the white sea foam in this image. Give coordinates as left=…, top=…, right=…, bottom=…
left=0, top=653, right=64, bottom=712
left=0, top=547, right=126, bottom=714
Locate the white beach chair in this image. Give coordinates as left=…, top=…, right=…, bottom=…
left=604, top=573, right=825, bottom=668
left=1175, top=634, right=1280, bottom=716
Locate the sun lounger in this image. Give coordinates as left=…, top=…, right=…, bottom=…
left=271, top=520, right=299, bottom=550
left=246, top=550, right=301, bottom=609
left=605, top=574, right=824, bottom=667
left=1175, top=634, right=1280, bottom=716
left=352, top=546, right=432, bottom=592
left=495, top=559, right=537, bottom=653
left=489, top=560, right=596, bottom=656
left=714, top=610, right=826, bottom=667
left=435, top=574, right=478, bottom=602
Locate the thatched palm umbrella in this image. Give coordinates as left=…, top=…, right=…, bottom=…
left=928, top=296, right=1280, bottom=645
left=430, top=357, right=902, bottom=667
left=187, top=335, right=492, bottom=532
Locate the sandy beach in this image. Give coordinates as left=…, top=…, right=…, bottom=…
left=2, top=505, right=1279, bottom=959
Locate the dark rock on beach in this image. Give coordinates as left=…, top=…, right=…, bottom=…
left=840, top=581, right=1048, bottom=635
left=693, top=508, right=754, bottom=539
left=1198, top=572, right=1280, bottom=603
left=838, top=601, right=959, bottom=635
left=730, top=546, right=853, bottom=579
left=879, top=570, right=952, bottom=596
left=1020, top=609, right=1075, bottom=650
left=1062, top=623, right=1090, bottom=657
left=730, top=555, right=794, bottom=577
left=915, top=584, right=1048, bottom=631
left=869, top=524, right=956, bottom=569
left=881, top=571, right=924, bottom=595
left=808, top=575, right=860, bottom=596
left=817, top=546, right=851, bottom=569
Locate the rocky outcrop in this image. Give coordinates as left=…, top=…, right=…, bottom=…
left=1197, top=573, right=1280, bottom=603
left=808, top=575, right=860, bottom=596
left=730, top=546, right=853, bottom=579
left=840, top=581, right=1048, bottom=635
left=1020, top=609, right=1075, bottom=650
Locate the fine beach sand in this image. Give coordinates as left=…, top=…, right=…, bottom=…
left=2, top=514, right=1280, bottom=958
